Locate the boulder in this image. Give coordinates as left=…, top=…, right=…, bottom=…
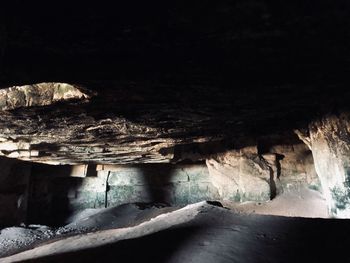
left=206, top=146, right=273, bottom=202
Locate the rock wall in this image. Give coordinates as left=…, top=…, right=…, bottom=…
left=0, top=135, right=322, bottom=225
left=206, top=140, right=319, bottom=202
left=298, top=114, right=350, bottom=217
left=206, top=146, right=272, bottom=202
left=262, top=141, right=320, bottom=191
left=27, top=164, right=219, bottom=225
left=0, top=157, right=31, bottom=226
left=26, top=143, right=319, bottom=225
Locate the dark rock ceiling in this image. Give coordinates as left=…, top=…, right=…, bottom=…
left=1, top=1, right=349, bottom=85
left=0, top=1, right=349, bottom=164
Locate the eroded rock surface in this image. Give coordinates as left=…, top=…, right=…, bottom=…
left=206, top=146, right=272, bottom=202
left=206, top=140, right=319, bottom=202
left=298, top=114, right=350, bottom=217
left=0, top=78, right=343, bottom=166
left=259, top=137, right=320, bottom=191
left=0, top=83, right=90, bottom=111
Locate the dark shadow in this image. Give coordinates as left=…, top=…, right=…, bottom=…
left=268, top=166, right=277, bottom=200
left=263, top=154, right=284, bottom=200
left=22, top=226, right=202, bottom=263
left=257, top=133, right=303, bottom=155
left=49, top=177, right=84, bottom=226
left=137, top=164, right=176, bottom=205
left=86, top=164, right=97, bottom=177
left=255, top=216, right=350, bottom=263
left=275, top=154, right=285, bottom=179
left=29, top=143, right=61, bottom=152
left=104, top=171, right=111, bottom=208
left=27, top=163, right=84, bottom=226
left=171, top=138, right=251, bottom=163
left=0, top=157, right=31, bottom=227
left=15, top=214, right=350, bottom=263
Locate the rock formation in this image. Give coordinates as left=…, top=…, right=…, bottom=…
left=206, top=140, right=319, bottom=202
left=296, top=114, right=350, bottom=217
left=206, top=146, right=273, bottom=202
left=0, top=83, right=90, bottom=111
left=0, top=81, right=328, bottom=165
left=0, top=1, right=349, bottom=221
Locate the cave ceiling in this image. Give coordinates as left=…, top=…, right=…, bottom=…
left=0, top=1, right=349, bottom=164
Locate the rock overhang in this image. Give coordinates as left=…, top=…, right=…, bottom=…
left=0, top=83, right=90, bottom=110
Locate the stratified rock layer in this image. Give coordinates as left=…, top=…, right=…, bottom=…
left=0, top=79, right=320, bottom=165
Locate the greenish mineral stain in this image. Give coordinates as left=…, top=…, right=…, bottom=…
left=331, top=169, right=350, bottom=211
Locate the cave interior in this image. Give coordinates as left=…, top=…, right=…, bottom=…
left=1, top=1, right=350, bottom=262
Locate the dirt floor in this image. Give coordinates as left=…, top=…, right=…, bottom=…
left=224, top=187, right=329, bottom=218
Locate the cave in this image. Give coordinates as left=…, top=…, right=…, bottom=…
left=1, top=1, right=350, bottom=262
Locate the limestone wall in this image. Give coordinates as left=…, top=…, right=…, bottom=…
left=27, top=164, right=219, bottom=225
left=0, top=136, right=322, bottom=226
left=206, top=142, right=320, bottom=202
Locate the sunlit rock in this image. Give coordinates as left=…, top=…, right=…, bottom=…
left=261, top=141, right=320, bottom=191
left=0, top=82, right=90, bottom=111
left=206, top=141, right=320, bottom=203
left=206, top=146, right=273, bottom=202
left=298, top=114, right=350, bottom=217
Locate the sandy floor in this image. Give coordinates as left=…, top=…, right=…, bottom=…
left=0, top=189, right=334, bottom=262
left=224, top=187, right=329, bottom=218
left=0, top=203, right=176, bottom=259
left=1, top=201, right=350, bottom=262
